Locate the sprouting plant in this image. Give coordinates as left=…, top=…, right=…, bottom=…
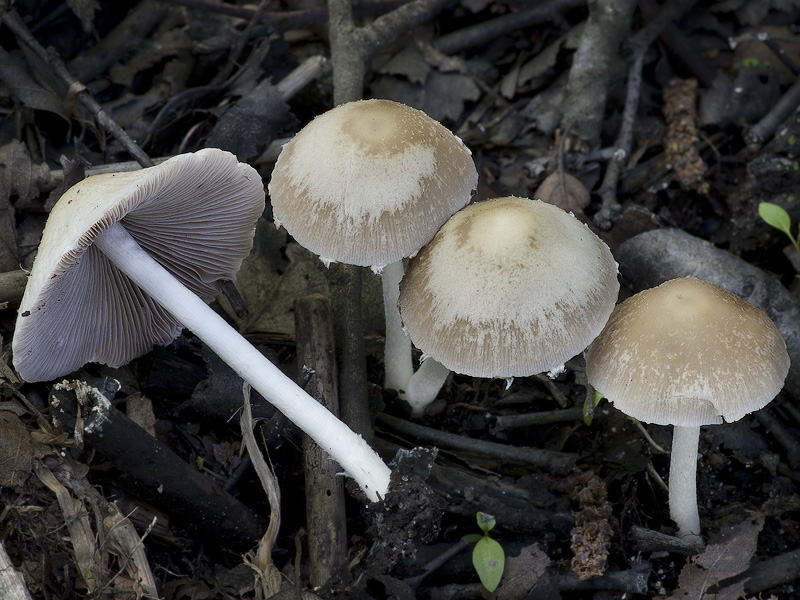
left=462, top=512, right=505, bottom=592
left=758, top=201, right=800, bottom=269
left=583, top=389, right=604, bottom=426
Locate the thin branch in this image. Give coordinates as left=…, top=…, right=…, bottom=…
left=3, top=10, right=153, bottom=167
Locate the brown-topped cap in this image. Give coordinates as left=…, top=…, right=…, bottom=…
left=398, top=196, right=620, bottom=378
left=585, top=277, right=791, bottom=426
left=268, top=99, right=477, bottom=269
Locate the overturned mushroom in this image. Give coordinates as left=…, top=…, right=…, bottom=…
left=13, top=148, right=390, bottom=502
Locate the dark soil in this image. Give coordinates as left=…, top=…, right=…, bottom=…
left=1, top=1, right=799, bottom=599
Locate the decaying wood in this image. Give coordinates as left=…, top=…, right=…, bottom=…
left=0, top=539, right=33, bottom=600
left=49, top=381, right=264, bottom=551
left=295, top=294, right=347, bottom=588
left=377, top=413, right=578, bottom=474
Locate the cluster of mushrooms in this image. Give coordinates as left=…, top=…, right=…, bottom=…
left=12, top=100, right=790, bottom=544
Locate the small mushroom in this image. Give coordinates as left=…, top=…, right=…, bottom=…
left=398, top=196, right=620, bottom=414
left=584, top=277, right=790, bottom=543
left=268, top=99, right=477, bottom=399
left=12, top=148, right=390, bottom=502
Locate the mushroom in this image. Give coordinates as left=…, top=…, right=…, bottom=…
left=584, top=277, right=790, bottom=542
left=12, top=148, right=391, bottom=502
left=267, top=99, right=478, bottom=403
left=397, top=196, right=620, bottom=415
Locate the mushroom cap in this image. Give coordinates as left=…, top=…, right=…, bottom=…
left=13, top=148, right=265, bottom=382
left=584, top=277, right=791, bottom=427
left=267, top=99, right=477, bottom=269
left=398, top=196, right=620, bottom=378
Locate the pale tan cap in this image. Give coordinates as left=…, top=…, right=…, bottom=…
left=13, top=148, right=265, bottom=382
left=398, top=196, right=620, bottom=378
left=585, top=277, right=791, bottom=426
left=268, top=99, right=477, bottom=269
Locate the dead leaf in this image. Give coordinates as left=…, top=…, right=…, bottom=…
left=372, top=71, right=480, bottom=123
left=495, top=543, right=550, bottom=600
left=417, top=39, right=470, bottom=75
left=667, top=517, right=764, bottom=599
left=0, top=411, right=33, bottom=487
left=379, top=45, right=431, bottom=85
left=695, top=517, right=763, bottom=579
left=220, top=219, right=385, bottom=343
left=0, top=140, right=51, bottom=209
left=0, top=48, right=70, bottom=125
left=518, top=23, right=585, bottom=89
left=534, top=171, right=590, bottom=217
left=35, top=462, right=103, bottom=593
left=522, top=73, right=568, bottom=135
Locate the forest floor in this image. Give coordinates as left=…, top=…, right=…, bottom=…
left=1, top=0, right=800, bottom=599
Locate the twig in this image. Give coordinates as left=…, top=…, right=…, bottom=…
left=2, top=10, right=153, bottom=167
left=294, top=295, right=347, bottom=587
left=636, top=0, right=715, bottom=88
left=561, top=0, right=637, bottom=151
left=621, top=0, right=702, bottom=61
left=594, top=0, right=702, bottom=230
left=376, top=413, right=578, bottom=473
left=212, top=0, right=270, bottom=85
left=646, top=461, right=669, bottom=494
left=402, top=541, right=469, bottom=590
left=494, top=406, right=586, bottom=431
left=0, top=540, right=33, bottom=600
left=434, top=0, right=582, bottom=55
left=635, top=421, right=667, bottom=454
left=168, top=0, right=408, bottom=31
left=762, top=35, right=800, bottom=76
left=594, top=51, right=643, bottom=229
left=557, top=563, right=651, bottom=594
left=67, top=0, right=170, bottom=82
left=743, top=547, right=800, bottom=595
left=49, top=381, right=264, bottom=550
left=747, top=74, right=800, bottom=150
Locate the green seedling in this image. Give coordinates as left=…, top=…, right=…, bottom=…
left=462, top=512, right=505, bottom=592
left=583, top=389, right=604, bottom=426
left=758, top=202, right=800, bottom=269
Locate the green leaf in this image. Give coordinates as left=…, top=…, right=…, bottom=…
left=461, top=533, right=483, bottom=543
left=582, top=396, right=593, bottom=426
left=473, top=537, right=505, bottom=592
left=476, top=512, right=496, bottom=533
left=583, top=390, right=606, bottom=426
left=758, top=202, right=793, bottom=238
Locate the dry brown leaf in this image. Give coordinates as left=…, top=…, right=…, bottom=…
left=495, top=543, right=550, bottom=600
left=0, top=411, right=33, bottom=487
left=534, top=171, right=590, bottom=217
left=667, top=517, right=764, bottom=599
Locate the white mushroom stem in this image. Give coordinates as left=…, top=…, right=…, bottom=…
left=381, top=260, right=413, bottom=392
left=404, top=359, right=452, bottom=416
left=94, top=222, right=391, bottom=502
left=668, top=425, right=703, bottom=544
left=381, top=260, right=450, bottom=416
